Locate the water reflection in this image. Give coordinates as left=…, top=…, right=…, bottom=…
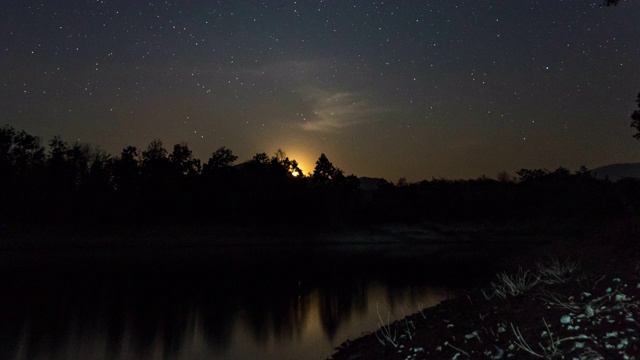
left=0, top=245, right=491, bottom=360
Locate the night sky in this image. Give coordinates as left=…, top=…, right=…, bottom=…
left=2, top=1, right=639, bottom=181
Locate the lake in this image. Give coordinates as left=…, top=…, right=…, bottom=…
left=0, top=233, right=502, bottom=360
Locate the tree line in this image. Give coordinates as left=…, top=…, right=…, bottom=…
left=0, top=125, right=364, bottom=235
left=1, top=124, right=639, bottom=237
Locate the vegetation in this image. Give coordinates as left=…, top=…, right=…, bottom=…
left=2, top=123, right=640, bottom=237
left=630, top=92, right=640, bottom=140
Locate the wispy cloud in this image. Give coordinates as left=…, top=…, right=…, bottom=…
left=299, top=87, right=389, bottom=132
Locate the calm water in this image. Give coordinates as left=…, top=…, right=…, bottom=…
left=0, top=239, right=497, bottom=360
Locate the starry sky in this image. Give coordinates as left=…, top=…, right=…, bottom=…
left=2, top=1, right=640, bottom=180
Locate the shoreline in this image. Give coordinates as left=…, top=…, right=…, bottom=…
left=327, top=233, right=640, bottom=359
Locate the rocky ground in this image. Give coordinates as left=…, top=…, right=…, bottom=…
left=329, top=223, right=640, bottom=360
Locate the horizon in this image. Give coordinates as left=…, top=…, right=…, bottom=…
left=2, top=1, right=640, bottom=181
left=6, top=122, right=637, bottom=182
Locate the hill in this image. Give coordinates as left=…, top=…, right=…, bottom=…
left=591, top=162, right=640, bottom=181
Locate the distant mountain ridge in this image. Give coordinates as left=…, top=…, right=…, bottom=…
left=591, top=163, right=640, bottom=181
left=357, top=164, right=640, bottom=186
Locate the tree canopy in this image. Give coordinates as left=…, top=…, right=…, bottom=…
left=631, top=92, right=640, bottom=140
left=0, top=124, right=637, bottom=236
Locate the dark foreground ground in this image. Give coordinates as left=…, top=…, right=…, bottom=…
left=329, top=218, right=640, bottom=359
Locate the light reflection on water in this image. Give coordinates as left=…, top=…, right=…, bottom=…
left=0, top=244, right=490, bottom=360
left=8, top=284, right=450, bottom=360
left=223, top=285, right=451, bottom=360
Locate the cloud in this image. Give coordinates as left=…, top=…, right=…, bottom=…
left=299, top=87, right=389, bottom=132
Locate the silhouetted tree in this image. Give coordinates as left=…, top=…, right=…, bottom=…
left=343, top=174, right=361, bottom=192
left=377, top=178, right=394, bottom=190
left=312, top=153, right=342, bottom=184
left=48, top=136, right=68, bottom=165
left=69, top=143, right=113, bottom=223
left=138, top=140, right=176, bottom=221
left=0, top=126, right=47, bottom=225
left=546, top=167, right=568, bottom=180
left=67, top=143, right=93, bottom=186
left=70, top=143, right=111, bottom=190
left=140, top=139, right=173, bottom=183
left=0, top=125, right=14, bottom=159
left=516, top=168, right=549, bottom=182
left=0, top=126, right=45, bottom=177
left=120, top=146, right=139, bottom=164
left=270, top=149, right=303, bottom=177
left=165, top=143, right=201, bottom=221
left=16, top=131, right=45, bottom=171
left=2, top=124, right=637, bottom=234
left=233, top=149, right=306, bottom=227
left=250, top=152, right=269, bottom=165
left=112, top=146, right=140, bottom=192
left=45, top=139, right=110, bottom=191
left=142, top=139, right=168, bottom=165
left=202, top=146, right=237, bottom=173
left=575, top=165, right=592, bottom=178
left=631, top=92, right=640, bottom=139
left=170, top=142, right=201, bottom=176
left=195, top=146, right=240, bottom=224
left=48, top=140, right=112, bottom=214
left=0, top=126, right=15, bottom=188
left=496, top=171, right=514, bottom=183
left=108, top=146, right=141, bottom=223
left=308, top=153, right=364, bottom=228
left=47, top=136, right=76, bottom=189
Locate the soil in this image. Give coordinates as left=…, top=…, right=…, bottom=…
left=328, top=222, right=640, bottom=360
